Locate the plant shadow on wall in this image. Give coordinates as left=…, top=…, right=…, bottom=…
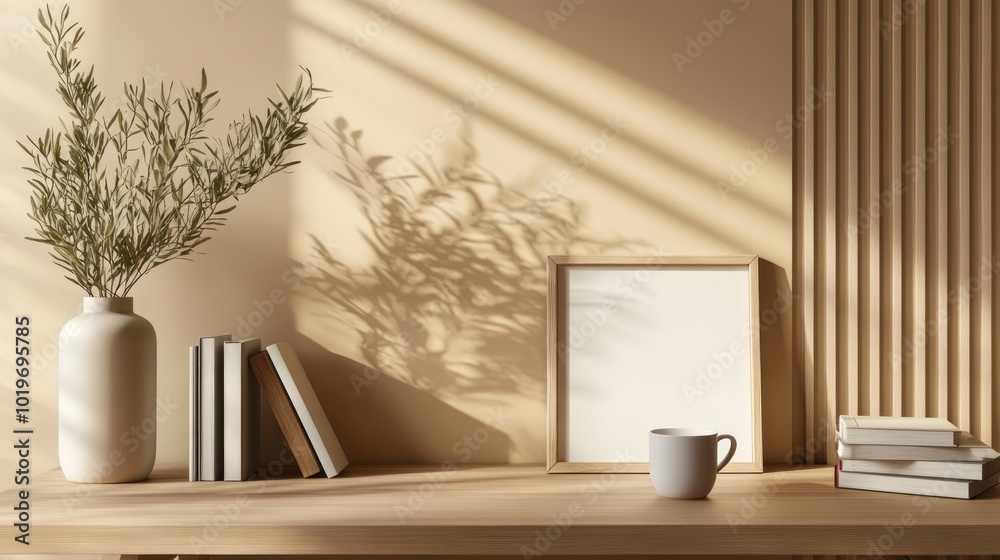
left=299, top=117, right=645, bottom=435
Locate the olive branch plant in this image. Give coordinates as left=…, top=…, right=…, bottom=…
left=19, top=6, right=326, bottom=297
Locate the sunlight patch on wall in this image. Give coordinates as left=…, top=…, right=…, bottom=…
left=284, top=0, right=791, bottom=462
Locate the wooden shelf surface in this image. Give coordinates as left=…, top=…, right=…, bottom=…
left=2, top=464, right=1000, bottom=555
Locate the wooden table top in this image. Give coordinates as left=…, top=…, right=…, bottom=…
left=2, top=464, right=999, bottom=555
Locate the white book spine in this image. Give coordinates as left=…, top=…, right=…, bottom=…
left=189, top=345, right=199, bottom=482
left=200, top=334, right=231, bottom=481
left=224, top=339, right=261, bottom=481
left=840, top=457, right=1000, bottom=481
left=266, top=342, right=349, bottom=477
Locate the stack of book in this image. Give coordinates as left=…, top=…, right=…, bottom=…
left=835, top=415, right=1000, bottom=499
left=190, top=337, right=348, bottom=481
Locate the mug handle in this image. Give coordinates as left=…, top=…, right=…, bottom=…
left=716, top=434, right=737, bottom=472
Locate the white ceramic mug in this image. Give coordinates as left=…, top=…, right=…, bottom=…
left=648, top=428, right=737, bottom=499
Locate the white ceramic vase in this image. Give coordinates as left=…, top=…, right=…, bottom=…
left=59, top=297, right=156, bottom=483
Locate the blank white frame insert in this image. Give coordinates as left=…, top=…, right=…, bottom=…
left=546, top=256, right=762, bottom=474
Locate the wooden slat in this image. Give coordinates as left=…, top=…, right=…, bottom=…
left=817, top=0, right=838, bottom=463
left=747, top=263, right=764, bottom=471
left=859, top=0, right=881, bottom=417
left=795, top=0, right=817, bottom=463
left=948, top=0, right=972, bottom=432
left=796, top=0, right=996, bottom=461
left=837, top=0, right=859, bottom=416
left=994, top=0, right=1000, bottom=453
left=927, top=0, right=950, bottom=421
left=882, top=0, right=904, bottom=417
left=546, top=257, right=559, bottom=471
left=970, top=0, right=992, bottom=444
left=904, top=0, right=928, bottom=417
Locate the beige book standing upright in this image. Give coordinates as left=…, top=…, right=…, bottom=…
left=199, top=334, right=231, bottom=481
left=188, top=345, right=199, bottom=482
left=224, top=338, right=261, bottom=481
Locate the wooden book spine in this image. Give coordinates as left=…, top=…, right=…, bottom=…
left=249, top=351, right=322, bottom=478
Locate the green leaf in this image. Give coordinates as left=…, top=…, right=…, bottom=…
left=22, top=6, right=325, bottom=295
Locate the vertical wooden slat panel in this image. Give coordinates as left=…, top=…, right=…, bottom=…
left=970, top=0, right=992, bottom=445
left=795, top=0, right=997, bottom=461
left=859, top=0, right=880, bottom=417
left=927, top=0, right=950, bottom=421
left=795, top=0, right=817, bottom=463
left=817, top=0, right=838, bottom=463
left=837, top=0, right=859, bottom=416
left=903, top=0, right=927, bottom=417
left=993, top=0, right=1000, bottom=452
left=882, top=0, right=904, bottom=417
left=948, top=0, right=971, bottom=432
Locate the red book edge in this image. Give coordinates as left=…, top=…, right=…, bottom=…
left=834, top=460, right=841, bottom=487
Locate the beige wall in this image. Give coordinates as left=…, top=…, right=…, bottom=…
left=795, top=0, right=1000, bottom=464
left=0, top=0, right=792, bottom=491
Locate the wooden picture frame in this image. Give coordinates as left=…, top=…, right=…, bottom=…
left=546, top=256, right=763, bottom=474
